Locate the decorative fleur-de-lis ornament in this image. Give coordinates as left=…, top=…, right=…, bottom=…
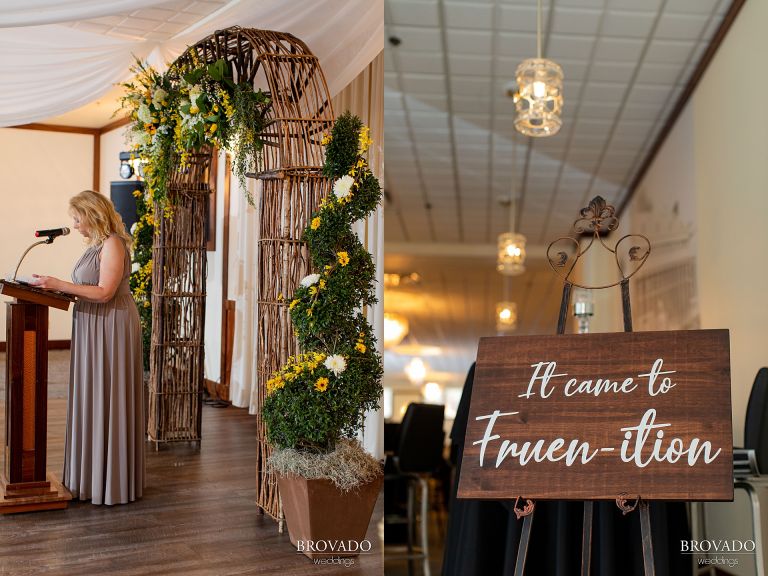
left=546, top=196, right=651, bottom=290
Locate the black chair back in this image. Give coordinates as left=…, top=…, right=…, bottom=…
left=397, top=403, right=445, bottom=473
left=745, top=367, right=768, bottom=472
left=384, top=422, right=401, bottom=453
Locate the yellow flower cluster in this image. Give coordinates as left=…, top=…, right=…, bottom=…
left=358, top=126, right=373, bottom=154
left=321, top=133, right=332, bottom=146
left=337, top=251, right=350, bottom=266
left=131, top=259, right=153, bottom=302
left=266, top=352, right=328, bottom=396
left=355, top=331, right=367, bottom=353
left=217, top=87, right=235, bottom=119
left=311, top=216, right=321, bottom=230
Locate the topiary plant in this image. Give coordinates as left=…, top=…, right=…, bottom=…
left=263, top=112, right=383, bottom=484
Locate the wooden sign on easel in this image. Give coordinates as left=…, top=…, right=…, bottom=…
left=457, top=329, right=733, bottom=502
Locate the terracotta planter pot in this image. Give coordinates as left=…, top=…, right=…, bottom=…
left=277, top=472, right=383, bottom=559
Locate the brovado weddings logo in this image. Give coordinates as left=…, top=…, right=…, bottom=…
left=298, top=539, right=373, bottom=569
left=681, top=540, right=756, bottom=569
left=472, top=358, right=723, bottom=469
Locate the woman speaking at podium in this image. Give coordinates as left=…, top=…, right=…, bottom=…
left=31, top=190, right=145, bottom=506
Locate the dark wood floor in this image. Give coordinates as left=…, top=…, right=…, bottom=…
left=0, top=352, right=383, bottom=576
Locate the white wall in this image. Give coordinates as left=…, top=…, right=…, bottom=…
left=691, top=0, right=768, bottom=449
left=616, top=2, right=767, bottom=573
left=0, top=128, right=94, bottom=340
left=620, top=0, right=766, bottom=448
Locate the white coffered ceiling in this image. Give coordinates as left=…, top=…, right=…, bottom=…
left=383, top=0, right=735, bottom=388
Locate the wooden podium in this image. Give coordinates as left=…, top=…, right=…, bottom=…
left=0, top=280, right=75, bottom=513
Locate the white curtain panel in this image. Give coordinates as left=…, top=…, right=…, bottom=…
left=0, top=0, right=383, bottom=127
left=228, top=177, right=261, bottom=413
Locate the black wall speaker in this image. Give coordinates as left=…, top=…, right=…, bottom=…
left=110, top=180, right=144, bottom=232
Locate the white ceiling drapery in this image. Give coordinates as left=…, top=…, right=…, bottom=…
left=0, top=0, right=383, bottom=127
left=0, top=0, right=171, bottom=28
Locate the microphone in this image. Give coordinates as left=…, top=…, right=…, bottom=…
left=35, top=227, right=70, bottom=239
left=9, top=227, right=70, bottom=281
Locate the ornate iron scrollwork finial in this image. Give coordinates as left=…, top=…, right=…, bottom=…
left=513, top=496, right=536, bottom=519
left=546, top=196, right=651, bottom=290
left=616, top=493, right=640, bottom=515
left=574, top=196, right=619, bottom=235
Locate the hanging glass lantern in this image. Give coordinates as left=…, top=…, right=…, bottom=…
left=496, top=301, right=518, bottom=332
left=514, top=58, right=563, bottom=137
left=497, top=232, right=527, bottom=276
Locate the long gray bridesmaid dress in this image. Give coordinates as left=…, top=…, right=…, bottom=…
left=63, top=235, right=145, bottom=505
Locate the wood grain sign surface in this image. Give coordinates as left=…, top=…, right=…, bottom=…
left=457, top=330, right=733, bottom=501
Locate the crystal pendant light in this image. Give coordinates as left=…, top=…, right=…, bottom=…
left=496, top=301, right=518, bottom=332
left=514, top=0, right=563, bottom=137
left=497, top=231, right=527, bottom=276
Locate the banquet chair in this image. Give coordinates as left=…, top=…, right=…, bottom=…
left=385, top=403, right=445, bottom=576
left=732, top=367, right=768, bottom=576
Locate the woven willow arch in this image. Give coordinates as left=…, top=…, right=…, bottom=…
left=149, top=27, right=334, bottom=521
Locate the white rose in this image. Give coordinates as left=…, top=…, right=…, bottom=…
left=189, top=87, right=203, bottom=110
left=333, top=175, right=354, bottom=200
left=300, top=273, right=320, bottom=287
left=137, top=103, right=153, bottom=124
left=324, top=354, right=346, bottom=376
left=152, top=87, right=168, bottom=108
left=131, top=262, right=140, bottom=273
left=130, top=223, right=138, bottom=234
left=134, top=131, right=151, bottom=147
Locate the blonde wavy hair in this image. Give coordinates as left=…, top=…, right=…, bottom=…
left=69, top=190, right=133, bottom=251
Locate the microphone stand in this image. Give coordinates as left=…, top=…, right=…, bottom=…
left=11, top=237, right=56, bottom=282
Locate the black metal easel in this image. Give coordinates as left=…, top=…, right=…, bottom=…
left=513, top=196, right=654, bottom=576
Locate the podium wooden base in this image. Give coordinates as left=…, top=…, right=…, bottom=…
left=0, top=472, right=72, bottom=514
